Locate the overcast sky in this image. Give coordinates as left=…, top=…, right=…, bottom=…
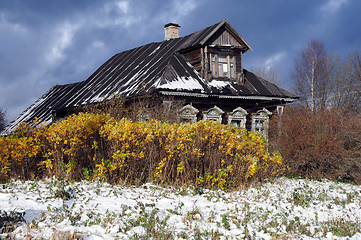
left=1, top=0, right=360, bottom=123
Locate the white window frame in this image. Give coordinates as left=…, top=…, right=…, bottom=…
left=276, top=105, right=284, bottom=116
left=177, top=104, right=199, bottom=123
left=203, top=105, right=224, bottom=122
left=228, top=107, right=248, bottom=129
left=251, top=108, right=272, bottom=137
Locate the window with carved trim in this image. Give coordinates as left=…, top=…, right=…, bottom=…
left=251, top=108, right=272, bottom=138
left=253, top=119, right=266, bottom=134
left=203, top=105, right=224, bottom=122
left=210, top=53, right=236, bottom=79
left=228, top=107, right=247, bottom=128
left=178, top=104, right=199, bottom=123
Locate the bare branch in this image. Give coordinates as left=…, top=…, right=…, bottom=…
left=291, top=39, right=330, bottom=111
left=251, top=65, right=280, bottom=84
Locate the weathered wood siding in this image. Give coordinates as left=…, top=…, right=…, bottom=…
left=236, top=53, right=242, bottom=73
left=208, top=29, right=244, bottom=47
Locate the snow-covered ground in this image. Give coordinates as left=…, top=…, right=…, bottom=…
left=0, top=177, right=360, bottom=239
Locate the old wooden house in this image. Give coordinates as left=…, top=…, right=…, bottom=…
left=2, top=20, right=297, bottom=136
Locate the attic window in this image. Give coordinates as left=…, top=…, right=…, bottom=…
left=210, top=53, right=236, bottom=79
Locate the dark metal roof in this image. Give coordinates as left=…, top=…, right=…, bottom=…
left=2, top=20, right=297, bottom=135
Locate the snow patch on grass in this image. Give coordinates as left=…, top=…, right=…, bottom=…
left=0, top=178, right=360, bottom=239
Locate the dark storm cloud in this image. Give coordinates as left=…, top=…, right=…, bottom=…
left=1, top=0, right=360, bottom=123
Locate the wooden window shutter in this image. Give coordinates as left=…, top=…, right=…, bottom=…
left=232, top=56, right=236, bottom=78
left=214, top=54, right=218, bottom=78
left=227, top=55, right=231, bottom=78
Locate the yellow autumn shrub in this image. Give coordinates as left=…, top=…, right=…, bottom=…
left=43, top=112, right=108, bottom=180
left=0, top=120, right=45, bottom=180
left=0, top=112, right=285, bottom=189
left=99, top=118, right=285, bottom=188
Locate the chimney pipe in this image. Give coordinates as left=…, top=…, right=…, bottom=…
left=164, top=23, right=180, bottom=40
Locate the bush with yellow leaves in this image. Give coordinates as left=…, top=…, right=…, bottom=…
left=42, top=112, right=108, bottom=180
left=0, top=120, right=45, bottom=181
left=97, top=116, right=285, bottom=189
left=0, top=112, right=285, bottom=189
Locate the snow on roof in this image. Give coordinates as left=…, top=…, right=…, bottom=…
left=156, top=76, right=205, bottom=91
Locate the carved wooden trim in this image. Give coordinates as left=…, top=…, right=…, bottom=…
left=203, top=105, right=224, bottom=122
left=228, top=107, right=248, bottom=128
left=251, top=108, right=272, bottom=138
left=178, top=104, right=199, bottom=123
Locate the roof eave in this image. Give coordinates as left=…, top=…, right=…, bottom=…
left=159, top=90, right=296, bottom=102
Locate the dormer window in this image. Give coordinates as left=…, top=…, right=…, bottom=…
left=210, top=53, right=236, bottom=79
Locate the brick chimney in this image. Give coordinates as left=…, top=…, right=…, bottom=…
left=164, top=23, right=180, bottom=40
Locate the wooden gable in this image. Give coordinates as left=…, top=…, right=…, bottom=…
left=178, top=20, right=252, bottom=82
left=199, top=20, right=252, bottom=52
left=206, top=27, right=245, bottom=48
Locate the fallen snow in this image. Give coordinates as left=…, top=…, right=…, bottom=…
left=208, top=80, right=231, bottom=89
left=0, top=178, right=360, bottom=239
left=156, top=76, right=205, bottom=91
